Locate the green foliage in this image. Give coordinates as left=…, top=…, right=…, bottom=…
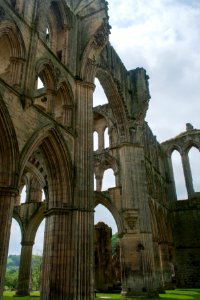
left=6, top=255, right=20, bottom=269
left=4, top=255, right=42, bottom=291
left=31, top=255, right=42, bottom=291
left=111, top=233, right=119, bottom=256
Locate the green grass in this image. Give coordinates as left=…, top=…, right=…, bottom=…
left=3, top=291, right=39, bottom=299
left=96, top=289, right=200, bottom=300
left=2, top=289, right=200, bottom=300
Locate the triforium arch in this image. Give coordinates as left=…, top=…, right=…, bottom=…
left=0, top=19, right=26, bottom=86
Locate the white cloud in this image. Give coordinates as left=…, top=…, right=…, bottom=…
left=107, top=0, right=200, bottom=142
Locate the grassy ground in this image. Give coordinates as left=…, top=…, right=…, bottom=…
left=2, top=289, right=200, bottom=300
left=95, top=290, right=200, bottom=300
left=3, top=291, right=39, bottom=299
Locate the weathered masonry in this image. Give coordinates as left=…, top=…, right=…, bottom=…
left=0, top=0, right=199, bottom=299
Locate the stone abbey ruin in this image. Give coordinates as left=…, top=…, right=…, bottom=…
left=0, top=0, right=200, bottom=299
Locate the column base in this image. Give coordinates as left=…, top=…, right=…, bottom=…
left=15, top=290, right=30, bottom=296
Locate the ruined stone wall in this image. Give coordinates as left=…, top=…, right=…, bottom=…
left=170, top=199, right=200, bottom=287
left=94, top=222, right=114, bottom=291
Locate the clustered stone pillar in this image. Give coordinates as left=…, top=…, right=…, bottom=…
left=41, top=210, right=74, bottom=300
left=0, top=188, right=16, bottom=300
left=119, top=143, right=157, bottom=297
left=16, top=241, right=34, bottom=296
left=72, top=80, right=94, bottom=299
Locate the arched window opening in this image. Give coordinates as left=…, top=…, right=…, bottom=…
left=0, top=35, right=12, bottom=82
left=7, top=219, right=22, bottom=255
left=34, top=76, right=47, bottom=112
left=42, top=189, right=46, bottom=201
left=171, top=150, right=187, bottom=200
left=94, top=204, right=120, bottom=291
left=32, top=219, right=45, bottom=291
left=104, top=127, right=109, bottom=148
left=94, top=174, right=97, bottom=191
left=93, top=78, right=108, bottom=107
left=46, top=27, right=50, bottom=45
left=20, top=185, right=27, bottom=204
left=36, top=76, right=44, bottom=90
left=6, top=219, right=21, bottom=288
left=5, top=219, right=21, bottom=290
left=102, top=168, right=115, bottom=191
left=93, top=131, right=98, bottom=151
left=95, top=204, right=117, bottom=234
left=188, top=147, right=200, bottom=192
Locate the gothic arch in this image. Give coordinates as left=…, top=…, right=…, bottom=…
left=96, top=68, right=128, bottom=142
left=0, top=20, right=26, bottom=85
left=94, top=191, right=123, bottom=235
left=56, top=80, right=74, bottom=127
left=167, top=145, right=182, bottom=157
left=184, top=141, right=200, bottom=153
left=47, top=0, right=72, bottom=61
left=94, top=153, right=119, bottom=189
left=22, top=204, right=45, bottom=243
left=35, top=58, right=56, bottom=90
left=0, top=96, right=19, bottom=186
left=18, top=125, right=73, bottom=206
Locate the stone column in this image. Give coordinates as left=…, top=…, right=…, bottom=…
left=98, top=129, right=104, bottom=152
left=181, top=152, right=194, bottom=198
left=166, top=155, right=177, bottom=202
left=0, top=188, right=16, bottom=300
left=46, top=89, right=56, bottom=117
left=41, top=210, right=75, bottom=300
left=16, top=241, right=34, bottom=296
left=119, top=144, right=157, bottom=297
left=72, top=80, right=94, bottom=299
left=95, top=174, right=103, bottom=192
left=40, top=80, right=94, bottom=300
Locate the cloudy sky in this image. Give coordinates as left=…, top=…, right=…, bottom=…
left=8, top=0, right=200, bottom=255
left=108, top=0, right=200, bottom=142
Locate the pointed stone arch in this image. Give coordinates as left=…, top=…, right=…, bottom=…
left=96, top=69, right=129, bottom=142
left=18, top=125, right=73, bottom=206
left=0, top=95, right=19, bottom=186
left=94, top=191, right=123, bottom=235
left=0, top=20, right=26, bottom=85
left=47, top=0, right=73, bottom=63
left=56, top=80, right=74, bottom=128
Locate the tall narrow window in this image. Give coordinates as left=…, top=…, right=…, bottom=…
left=188, top=147, right=200, bottom=192
left=171, top=150, right=187, bottom=200
left=102, top=168, right=115, bottom=191
left=36, top=76, right=44, bottom=90
left=93, top=131, right=98, bottom=151
left=20, top=185, right=27, bottom=204
left=104, top=127, right=109, bottom=148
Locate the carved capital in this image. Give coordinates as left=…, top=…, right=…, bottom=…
left=93, top=20, right=111, bottom=48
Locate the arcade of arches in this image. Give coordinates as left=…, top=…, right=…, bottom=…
left=0, top=1, right=200, bottom=299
